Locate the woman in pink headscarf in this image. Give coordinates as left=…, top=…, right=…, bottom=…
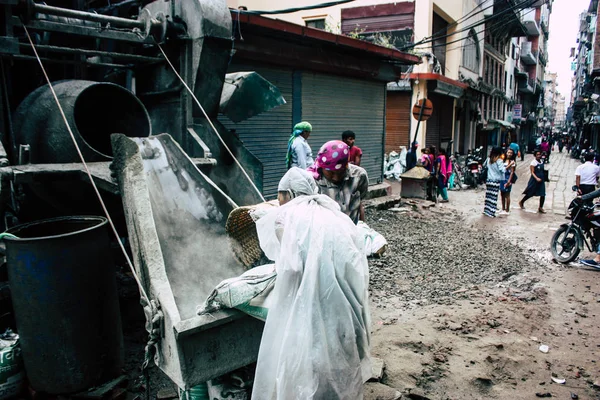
left=307, top=140, right=369, bottom=224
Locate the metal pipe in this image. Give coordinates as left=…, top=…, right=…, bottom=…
left=18, top=43, right=163, bottom=63
left=11, top=54, right=133, bottom=69
left=33, top=3, right=143, bottom=29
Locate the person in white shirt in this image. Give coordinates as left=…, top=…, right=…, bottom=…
left=575, top=152, right=600, bottom=197
left=286, top=121, right=314, bottom=169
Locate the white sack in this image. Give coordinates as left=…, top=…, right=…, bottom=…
left=252, top=194, right=371, bottom=400
left=197, top=264, right=276, bottom=321
left=357, top=221, right=388, bottom=256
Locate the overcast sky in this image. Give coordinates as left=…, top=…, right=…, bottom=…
left=547, top=0, right=590, bottom=105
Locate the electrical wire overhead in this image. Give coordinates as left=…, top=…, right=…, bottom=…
left=402, top=0, right=548, bottom=51
left=233, top=0, right=354, bottom=15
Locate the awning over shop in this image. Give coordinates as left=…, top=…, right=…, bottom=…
left=387, top=80, right=411, bottom=92
left=488, top=119, right=515, bottom=129
left=403, top=73, right=467, bottom=99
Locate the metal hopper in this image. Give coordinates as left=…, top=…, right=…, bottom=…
left=111, top=133, right=263, bottom=389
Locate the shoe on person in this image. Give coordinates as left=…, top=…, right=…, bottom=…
left=518, top=201, right=525, bottom=209
left=580, top=259, right=600, bottom=268
left=538, top=208, right=546, bottom=214
left=498, top=210, right=508, bottom=216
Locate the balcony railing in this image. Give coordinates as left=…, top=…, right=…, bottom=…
left=522, top=9, right=541, bottom=36
left=518, top=77, right=536, bottom=94
left=521, top=42, right=538, bottom=65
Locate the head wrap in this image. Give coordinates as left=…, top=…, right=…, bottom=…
left=306, top=140, right=349, bottom=179
left=286, top=121, right=313, bottom=169
left=278, top=167, right=318, bottom=199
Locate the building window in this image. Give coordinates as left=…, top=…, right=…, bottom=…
left=462, top=29, right=480, bottom=72
left=510, top=74, right=513, bottom=89
left=305, top=18, right=326, bottom=30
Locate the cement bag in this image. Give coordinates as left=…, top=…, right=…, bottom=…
left=357, top=221, right=387, bottom=256
left=197, top=264, right=276, bottom=321
left=0, top=330, right=24, bottom=400
left=252, top=194, right=371, bottom=400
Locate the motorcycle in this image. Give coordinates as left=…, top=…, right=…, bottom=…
left=551, top=188, right=600, bottom=263
left=463, top=147, right=484, bottom=188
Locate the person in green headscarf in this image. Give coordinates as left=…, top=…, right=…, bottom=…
left=286, top=121, right=314, bottom=170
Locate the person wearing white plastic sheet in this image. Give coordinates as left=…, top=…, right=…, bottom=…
left=252, top=167, right=371, bottom=399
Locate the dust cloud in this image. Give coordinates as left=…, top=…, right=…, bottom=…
left=141, top=138, right=245, bottom=320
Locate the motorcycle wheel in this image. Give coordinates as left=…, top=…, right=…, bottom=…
left=551, top=225, right=582, bottom=263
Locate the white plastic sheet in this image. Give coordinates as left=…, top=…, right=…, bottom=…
left=357, top=221, right=387, bottom=256
left=384, top=148, right=407, bottom=181
left=252, top=194, right=371, bottom=400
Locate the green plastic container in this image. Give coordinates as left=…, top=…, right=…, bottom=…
left=180, top=383, right=208, bottom=400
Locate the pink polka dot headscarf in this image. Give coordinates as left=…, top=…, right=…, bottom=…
left=307, top=140, right=350, bottom=179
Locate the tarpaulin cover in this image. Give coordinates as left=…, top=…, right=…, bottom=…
left=252, top=194, right=371, bottom=399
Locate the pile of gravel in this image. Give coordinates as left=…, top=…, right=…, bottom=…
left=366, top=208, right=535, bottom=305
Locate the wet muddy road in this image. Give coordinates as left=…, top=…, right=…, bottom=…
left=367, top=151, right=600, bottom=399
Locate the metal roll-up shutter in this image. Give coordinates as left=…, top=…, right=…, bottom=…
left=425, top=93, right=454, bottom=149
left=218, top=64, right=293, bottom=199
left=301, top=72, right=386, bottom=184
left=385, top=92, right=411, bottom=153
left=425, top=99, right=440, bottom=148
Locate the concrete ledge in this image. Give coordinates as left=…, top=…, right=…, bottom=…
left=365, top=182, right=392, bottom=200
left=364, top=194, right=402, bottom=210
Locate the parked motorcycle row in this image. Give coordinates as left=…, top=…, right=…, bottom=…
left=449, top=147, right=486, bottom=190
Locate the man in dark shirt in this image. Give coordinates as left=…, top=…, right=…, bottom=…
left=406, top=141, right=419, bottom=171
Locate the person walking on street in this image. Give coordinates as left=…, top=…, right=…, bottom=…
left=342, top=130, right=363, bottom=166
left=509, top=140, right=520, bottom=160
left=483, top=146, right=512, bottom=218
left=558, top=137, right=565, bottom=153
left=575, top=152, right=600, bottom=199
left=540, top=139, right=550, bottom=164
left=499, top=148, right=517, bottom=215
left=286, top=121, right=314, bottom=169
left=434, top=148, right=451, bottom=203
left=519, top=150, right=547, bottom=213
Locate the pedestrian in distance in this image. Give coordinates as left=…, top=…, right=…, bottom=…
left=406, top=141, right=419, bottom=171
left=286, top=121, right=314, bottom=170
left=499, top=147, right=517, bottom=215
left=509, top=140, right=520, bottom=160
left=558, top=137, right=565, bottom=153
left=421, top=146, right=436, bottom=201
left=519, top=150, right=547, bottom=213
left=434, top=148, right=451, bottom=203
left=540, top=139, right=550, bottom=164
left=420, top=146, right=434, bottom=173
left=483, top=146, right=513, bottom=218
left=575, top=151, right=600, bottom=201
left=341, top=130, right=362, bottom=166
